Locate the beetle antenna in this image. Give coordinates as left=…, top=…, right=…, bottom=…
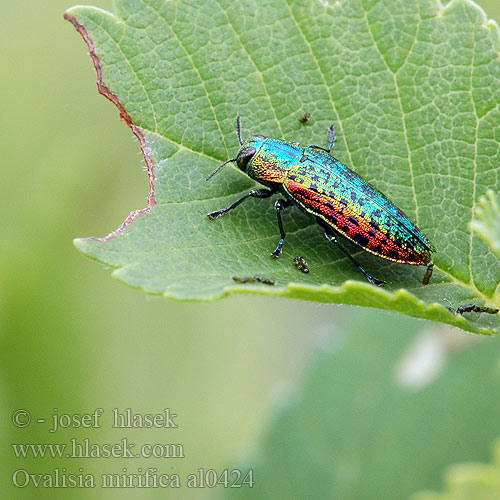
left=205, top=158, right=238, bottom=181
left=236, top=116, right=243, bottom=145
left=206, top=116, right=243, bottom=181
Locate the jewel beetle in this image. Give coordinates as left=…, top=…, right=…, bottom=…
left=206, top=117, right=435, bottom=286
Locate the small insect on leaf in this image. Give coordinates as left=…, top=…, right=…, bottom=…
left=447, top=304, right=499, bottom=316
left=232, top=276, right=276, bottom=286
left=298, top=112, right=311, bottom=123
left=294, top=256, right=309, bottom=274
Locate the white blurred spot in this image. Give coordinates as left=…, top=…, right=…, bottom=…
left=395, top=329, right=447, bottom=389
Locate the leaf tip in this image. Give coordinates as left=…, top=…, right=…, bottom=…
left=73, top=237, right=99, bottom=253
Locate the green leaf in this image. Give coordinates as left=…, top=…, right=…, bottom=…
left=470, top=190, right=500, bottom=259
left=221, top=311, right=500, bottom=500
left=66, top=0, right=500, bottom=334
left=411, top=438, right=500, bottom=500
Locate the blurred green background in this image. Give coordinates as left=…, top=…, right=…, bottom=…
left=2, top=1, right=500, bottom=499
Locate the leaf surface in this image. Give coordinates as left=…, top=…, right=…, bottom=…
left=66, top=0, right=500, bottom=333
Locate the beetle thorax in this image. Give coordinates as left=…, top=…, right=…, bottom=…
left=244, top=137, right=296, bottom=185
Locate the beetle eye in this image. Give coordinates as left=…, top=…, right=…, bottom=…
left=236, top=147, right=256, bottom=170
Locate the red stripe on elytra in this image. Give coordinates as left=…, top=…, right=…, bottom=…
left=286, top=182, right=428, bottom=265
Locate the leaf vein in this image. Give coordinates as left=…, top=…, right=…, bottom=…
left=361, top=5, right=419, bottom=224
left=146, top=1, right=229, bottom=157
left=211, top=0, right=284, bottom=138
left=284, top=0, right=355, bottom=168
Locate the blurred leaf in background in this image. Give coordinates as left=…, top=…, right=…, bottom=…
left=223, top=311, right=500, bottom=500
left=411, top=439, right=500, bottom=500
left=471, top=190, right=500, bottom=259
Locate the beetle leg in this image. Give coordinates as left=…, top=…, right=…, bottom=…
left=422, top=261, right=433, bottom=285
left=323, top=228, right=386, bottom=286
left=326, top=122, right=336, bottom=152
left=207, top=188, right=276, bottom=219
left=305, top=122, right=336, bottom=154
left=271, top=198, right=292, bottom=258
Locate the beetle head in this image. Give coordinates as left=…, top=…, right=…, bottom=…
left=206, top=117, right=265, bottom=181
left=235, top=134, right=265, bottom=172
left=235, top=146, right=256, bottom=171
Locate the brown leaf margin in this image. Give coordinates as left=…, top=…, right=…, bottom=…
left=64, top=13, right=155, bottom=242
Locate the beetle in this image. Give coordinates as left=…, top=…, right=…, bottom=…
left=206, top=117, right=435, bottom=286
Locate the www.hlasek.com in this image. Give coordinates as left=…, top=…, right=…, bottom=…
left=12, top=438, right=184, bottom=459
